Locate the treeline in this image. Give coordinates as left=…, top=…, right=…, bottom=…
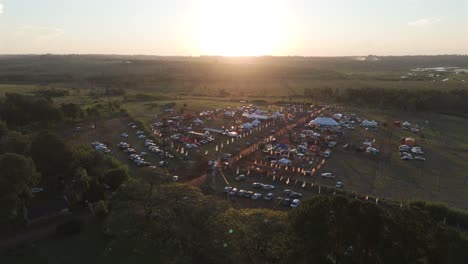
left=0, top=123, right=130, bottom=224
left=0, top=93, right=122, bottom=127
left=305, top=87, right=468, bottom=114
left=102, top=180, right=468, bottom=264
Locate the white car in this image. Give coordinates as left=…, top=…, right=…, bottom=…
left=321, top=172, right=335, bottom=179
left=120, top=133, right=129, bottom=138
left=262, top=184, right=275, bottom=190
left=411, top=147, right=424, bottom=154
left=172, top=176, right=179, bottom=182
left=323, top=149, right=332, bottom=158
left=290, top=199, right=301, bottom=208
left=264, top=193, right=274, bottom=200
left=401, top=154, right=413, bottom=160
left=335, top=182, right=343, bottom=188
left=251, top=193, right=262, bottom=200
left=414, top=156, right=426, bottom=161
left=136, top=130, right=144, bottom=135
left=138, top=135, right=146, bottom=139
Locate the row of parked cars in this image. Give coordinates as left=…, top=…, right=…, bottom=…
left=170, top=134, right=215, bottom=149
left=223, top=185, right=302, bottom=208
left=91, top=142, right=111, bottom=154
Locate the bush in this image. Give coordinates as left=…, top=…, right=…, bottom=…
left=56, top=218, right=84, bottom=236
left=94, top=200, right=109, bottom=220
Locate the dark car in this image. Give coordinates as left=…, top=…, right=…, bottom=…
left=252, top=182, right=263, bottom=189
left=289, top=192, right=303, bottom=199
left=281, top=198, right=292, bottom=206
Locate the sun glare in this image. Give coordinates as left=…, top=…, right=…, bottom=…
left=193, top=0, right=287, bottom=56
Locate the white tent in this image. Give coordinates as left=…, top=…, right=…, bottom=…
left=310, top=117, right=340, bottom=127
left=242, top=123, right=254, bottom=129
left=402, top=121, right=411, bottom=127
left=193, top=118, right=203, bottom=124
left=332, top=113, right=343, bottom=120
left=362, top=120, right=378, bottom=127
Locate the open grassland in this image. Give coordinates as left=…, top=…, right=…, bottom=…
left=323, top=107, right=468, bottom=209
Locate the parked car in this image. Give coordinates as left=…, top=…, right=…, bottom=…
left=321, top=172, right=335, bottom=179
left=252, top=182, right=263, bottom=189
left=262, top=184, right=275, bottom=190
left=229, top=188, right=238, bottom=196
left=281, top=198, right=292, bottom=206
left=283, top=189, right=292, bottom=195
left=336, top=182, right=343, bottom=188
left=244, top=191, right=254, bottom=198
left=120, top=133, right=129, bottom=138
left=414, top=156, right=426, bottom=161
left=237, top=190, right=246, bottom=196
left=264, top=193, right=274, bottom=200
left=172, top=176, right=179, bottom=182
left=138, top=135, right=146, bottom=139
left=289, top=192, right=303, bottom=199
left=323, top=149, right=332, bottom=158
left=235, top=174, right=246, bottom=181
left=251, top=193, right=262, bottom=200
left=224, top=186, right=233, bottom=193
left=290, top=199, right=301, bottom=208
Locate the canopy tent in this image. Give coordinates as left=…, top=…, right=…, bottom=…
left=278, top=158, right=292, bottom=165
left=309, top=117, right=340, bottom=127
left=242, top=123, right=254, bottom=129
left=252, top=119, right=261, bottom=126
left=273, top=111, right=283, bottom=118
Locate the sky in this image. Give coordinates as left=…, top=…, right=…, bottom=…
left=0, top=0, right=467, bottom=56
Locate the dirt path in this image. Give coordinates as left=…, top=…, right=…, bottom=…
left=0, top=213, right=91, bottom=251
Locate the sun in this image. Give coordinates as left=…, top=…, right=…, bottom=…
left=193, top=0, right=287, bottom=56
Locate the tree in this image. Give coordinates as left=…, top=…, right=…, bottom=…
left=60, top=103, right=82, bottom=121
left=0, top=120, right=7, bottom=139
left=31, top=131, right=73, bottom=193
left=68, top=167, right=91, bottom=204
left=104, top=166, right=129, bottom=190
left=0, top=131, right=31, bottom=155
left=0, top=153, right=40, bottom=221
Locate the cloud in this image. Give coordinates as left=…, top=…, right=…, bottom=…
left=0, top=3, right=4, bottom=15
left=408, top=17, right=442, bottom=27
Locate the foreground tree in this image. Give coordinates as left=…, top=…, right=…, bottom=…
left=31, top=131, right=73, bottom=193
left=0, top=153, right=40, bottom=222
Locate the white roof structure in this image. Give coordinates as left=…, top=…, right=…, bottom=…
left=242, top=113, right=270, bottom=120
left=310, top=117, right=340, bottom=127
